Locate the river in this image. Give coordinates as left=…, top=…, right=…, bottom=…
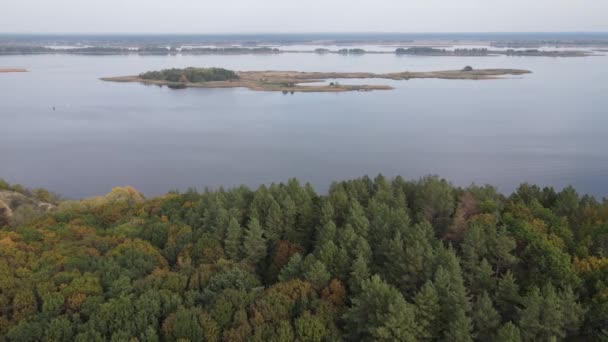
left=1, top=49, right=607, bottom=198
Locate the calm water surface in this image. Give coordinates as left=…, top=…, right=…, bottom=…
left=1, top=52, right=607, bottom=198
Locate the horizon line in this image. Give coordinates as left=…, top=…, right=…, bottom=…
left=2, top=31, right=608, bottom=36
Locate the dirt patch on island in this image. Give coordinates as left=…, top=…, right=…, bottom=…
left=0, top=68, right=27, bottom=73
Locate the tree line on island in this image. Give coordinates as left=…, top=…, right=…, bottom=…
left=1, top=174, right=607, bottom=341
left=139, top=68, right=239, bottom=83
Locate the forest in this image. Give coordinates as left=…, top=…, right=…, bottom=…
left=1, top=175, right=607, bottom=341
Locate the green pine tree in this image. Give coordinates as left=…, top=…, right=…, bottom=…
left=278, top=253, right=303, bottom=282
left=495, top=322, right=522, bottom=342
left=316, top=220, right=337, bottom=249
left=414, top=281, right=441, bottom=340
left=303, top=259, right=331, bottom=290
left=343, top=275, right=418, bottom=341
left=433, top=254, right=472, bottom=341
left=294, top=311, right=327, bottom=342
left=444, top=310, right=473, bottom=342
left=242, top=218, right=267, bottom=263
left=265, top=200, right=284, bottom=241
left=496, top=270, right=521, bottom=323
left=224, top=217, right=242, bottom=260
left=473, top=291, right=501, bottom=341
left=347, top=201, right=369, bottom=237
left=349, top=253, right=370, bottom=293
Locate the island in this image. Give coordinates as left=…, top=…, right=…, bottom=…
left=101, top=67, right=531, bottom=93
left=0, top=68, right=27, bottom=73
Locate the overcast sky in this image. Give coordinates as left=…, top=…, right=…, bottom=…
left=2, top=0, right=607, bottom=33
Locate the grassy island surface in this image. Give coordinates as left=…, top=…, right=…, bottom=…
left=101, top=67, right=531, bottom=93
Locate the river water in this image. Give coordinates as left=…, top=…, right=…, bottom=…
left=1, top=51, right=607, bottom=198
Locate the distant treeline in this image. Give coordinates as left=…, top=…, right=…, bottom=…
left=0, top=46, right=280, bottom=56
left=337, top=48, right=366, bottom=55
left=0, top=45, right=590, bottom=57
left=183, top=47, right=280, bottom=54
left=395, top=47, right=490, bottom=56
left=492, top=40, right=608, bottom=48
left=504, top=49, right=586, bottom=57
left=394, top=47, right=587, bottom=57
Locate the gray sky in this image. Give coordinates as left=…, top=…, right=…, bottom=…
left=2, top=0, right=607, bottom=33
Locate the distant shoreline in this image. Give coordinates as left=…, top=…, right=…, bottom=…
left=0, top=45, right=593, bottom=57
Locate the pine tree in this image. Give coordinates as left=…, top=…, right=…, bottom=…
left=316, top=240, right=338, bottom=275
left=518, top=285, right=572, bottom=341
left=517, top=287, right=545, bottom=341
left=249, top=207, right=260, bottom=222
left=278, top=253, right=303, bottom=282
left=414, top=281, right=440, bottom=340
left=224, top=217, right=242, bottom=260
left=294, top=311, right=327, bottom=342
left=347, top=201, right=369, bottom=237
left=265, top=200, right=284, bottom=241
left=461, top=220, right=517, bottom=281
left=266, top=240, right=304, bottom=282
left=382, top=222, right=436, bottom=295
left=492, top=225, right=518, bottom=274
left=349, top=253, right=370, bottom=293
left=338, top=224, right=358, bottom=252
left=375, top=299, right=419, bottom=342
left=319, top=199, right=335, bottom=226
left=495, top=322, right=522, bottom=342
left=444, top=310, right=473, bottom=342
left=433, top=254, right=472, bottom=341
left=343, top=275, right=418, bottom=341
left=472, top=292, right=501, bottom=341
left=282, top=196, right=297, bottom=233
left=461, top=220, right=487, bottom=273
left=559, top=286, right=585, bottom=337
left=168, top=307, right=204, bottom=341
left=242, top=218, right=267, bottom=263
left=468, top=258, right=495, bottom=295
left=414, top=175, right=455, bottom=235
left=140, top=326, right=160, bottom=342
left=434, top=247, right=472, bottom=314
left=315, top=221, right=337, bottom=250
left=333, top=246, right=351, bottom=280
left=355, top=237, right=373, bottom=264
left=496, top=270, right=521, bottom=323
left=302, top=255, right=331, bottom=290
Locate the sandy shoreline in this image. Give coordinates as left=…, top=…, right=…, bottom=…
left=0, top=68, right=27, bottom=73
